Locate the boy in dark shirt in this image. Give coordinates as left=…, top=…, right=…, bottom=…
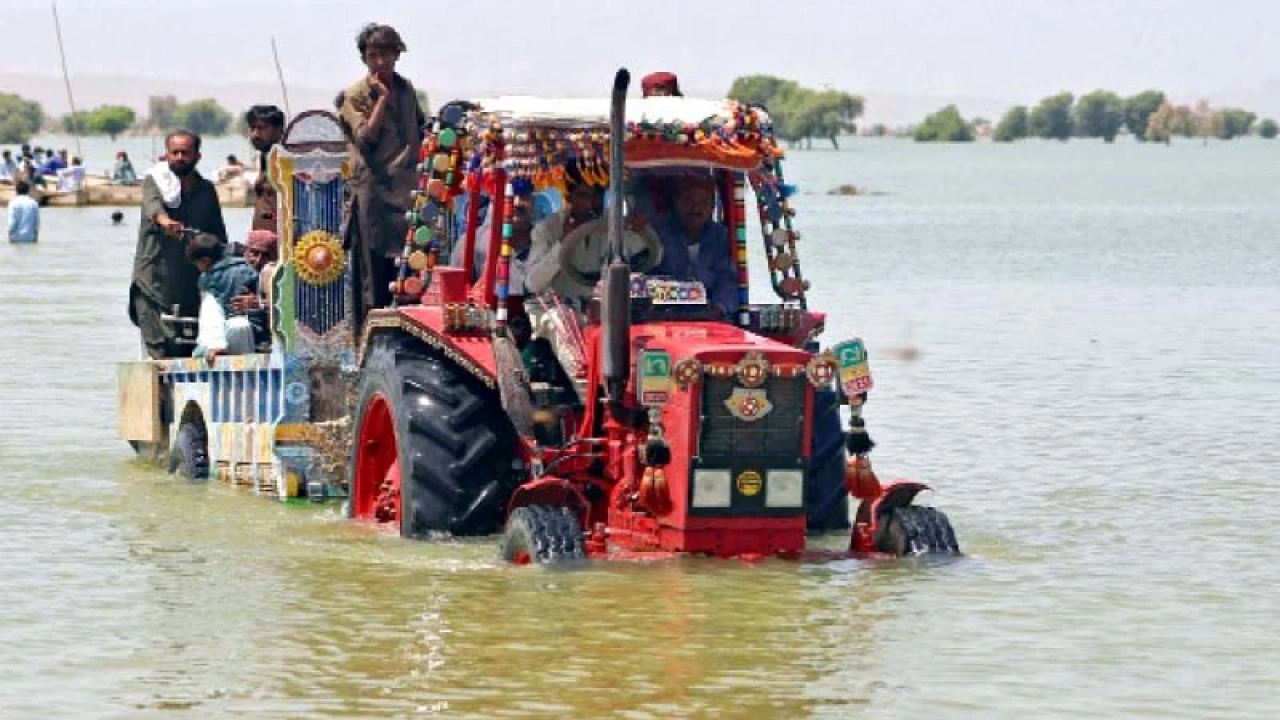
left=188, top=234, right=260, bottom=362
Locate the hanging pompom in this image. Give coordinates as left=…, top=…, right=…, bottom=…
left=845, top=455, right=882, bottom=500
left=639, top=468, right=673, bottom=515
left=845, top=417, right=875, bottom=455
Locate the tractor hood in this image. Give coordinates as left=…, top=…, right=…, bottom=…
left=631, top=321, right=812, bottom=370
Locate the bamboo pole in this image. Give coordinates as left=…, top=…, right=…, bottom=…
left=271, top=36, right=292, bottom=119
left=51, top=1, right=82, bottom=159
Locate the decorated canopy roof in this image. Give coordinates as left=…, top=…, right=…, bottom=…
left=468, top=96, right=780, bottom=172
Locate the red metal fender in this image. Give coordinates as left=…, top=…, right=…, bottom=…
left=872, top=479, right=932, bottom=518
left=506, top=476, right=592, bottom=531
left=851, top=479, right=932, bottom=554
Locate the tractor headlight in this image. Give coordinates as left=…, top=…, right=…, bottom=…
left=766, top=470, right=804, bottom=508
left=691, top=469, right=732, bottom=508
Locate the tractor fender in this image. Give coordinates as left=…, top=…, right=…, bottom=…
left=507, top=476, right=592, bottom=531
left=870, top=479, right=931, bottom=519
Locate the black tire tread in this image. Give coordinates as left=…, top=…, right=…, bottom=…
left=875, top=505, right=960, bottom=556
left=169, top=422, right=209, bottom=480
left=500, top=505, right=586, bottom=565
left=356, top=334, right=514, bottom=537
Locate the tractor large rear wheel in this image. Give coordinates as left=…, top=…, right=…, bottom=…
left=350, top=334, right=514, bottom=537
left=806, top=388, right=850, bottom=532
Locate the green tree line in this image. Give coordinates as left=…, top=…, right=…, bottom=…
left=727, top=75, right=864, bottom=149
left=0, top=93, right=237, bottom=144
left=0, top=93, right=45, bottom=144
left=991, top=90, right=1275, bottom=143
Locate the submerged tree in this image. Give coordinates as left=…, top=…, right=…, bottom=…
left=0, top=93, right=45, bottom=144
left=912, top=105, right=974, bottom=142
left=60, top=110, right=93, bottom=136
left=1146, top=102, right=1198, bottom=143
left=1029, top=92, right=1075, bottom=140
left=171, top=99, right=232, bottom=136
left=147, top=94, right=179, bottom=131
left=1215, top=108, right=1256, bottom=140
left=728, top=75, right=863, bottom=149
left=993, top=105, right=1029, bottom=142
left=88, top=105, right=137, bottom=140
left=1124, top=90, right=1166, bottom=141
left=1074, top=90, right=1125, bottom=142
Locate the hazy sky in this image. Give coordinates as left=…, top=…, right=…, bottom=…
left=4, top=0, right=1279, bottom=107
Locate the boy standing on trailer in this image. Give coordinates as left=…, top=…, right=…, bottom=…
left=335, top=23, right=425, bottom=337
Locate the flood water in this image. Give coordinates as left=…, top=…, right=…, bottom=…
left=2, top=137, right=1278, bottom=718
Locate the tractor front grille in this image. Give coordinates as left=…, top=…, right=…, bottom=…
left=698, top=376, right=806, bottom=464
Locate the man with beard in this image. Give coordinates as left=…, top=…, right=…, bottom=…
left=336, top=23, right=425, bottom=336
left=245, top=105, right=286, bottom=234
left=128, top=130, right=228, bottom=358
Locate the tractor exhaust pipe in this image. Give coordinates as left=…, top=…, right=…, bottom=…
left=601, top=68, right=631, bottom=403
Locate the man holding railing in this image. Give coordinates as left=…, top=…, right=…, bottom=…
left=127, top=130, right=228, bottom=359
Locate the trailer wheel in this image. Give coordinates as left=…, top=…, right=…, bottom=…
left=351, top=333, right=514, bottom=537
left=499, top=505, right=586, bottom=565
left=874, top=505, right=960, bottom=556
left=806, top=388, right=850, bottom=532
left=168, top=421, right=209, bottom=480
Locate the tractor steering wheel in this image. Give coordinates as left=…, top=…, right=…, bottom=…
left=556, top=218, right=662, bottom=289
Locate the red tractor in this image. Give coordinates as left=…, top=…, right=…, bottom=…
left=348, top=71, right=958, bottom=563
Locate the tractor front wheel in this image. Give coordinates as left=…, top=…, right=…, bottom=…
left=500, top=506, right=586, bottom=566
left=874, top=505, right=960, bottom=556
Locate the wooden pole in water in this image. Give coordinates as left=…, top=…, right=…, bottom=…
left=271, top=36, right=292, bottom=119
left=51, top=1, right=82, bottom=160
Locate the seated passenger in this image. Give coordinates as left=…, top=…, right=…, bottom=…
left=229, top=229, right=278, bottom=348
left=215, top=154, right=246, bottom=183
left=526, top=167, right=661, bottom=303
left=188, top=233, right=262, bottom=362
left=111, top=151, right=138, bottom=184
left=56, top=158, right=85, bottom=192
left=450, top=194, right=534, bottom=296
left=650, top=173, right=737, bottom=317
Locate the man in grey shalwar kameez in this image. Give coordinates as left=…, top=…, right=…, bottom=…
left=128, top=130, right=227, bottom=358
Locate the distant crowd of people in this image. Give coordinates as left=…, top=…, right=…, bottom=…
left=0, top=146, right=86, bottom=192
left=0, top=144, right=255, bottom=191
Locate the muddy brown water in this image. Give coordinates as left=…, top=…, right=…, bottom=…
left=2, top=137, right=1278, bottom=718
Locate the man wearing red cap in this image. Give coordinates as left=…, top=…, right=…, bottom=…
left=641, top=72, right=683, bottom=98
left=229, top=229, right=278, bottom=347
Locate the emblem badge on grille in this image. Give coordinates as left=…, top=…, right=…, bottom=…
left=724, top=387, right=773, bottom=421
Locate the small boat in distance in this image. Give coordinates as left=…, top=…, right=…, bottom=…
left=0, top=176, right=255, bottom=209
